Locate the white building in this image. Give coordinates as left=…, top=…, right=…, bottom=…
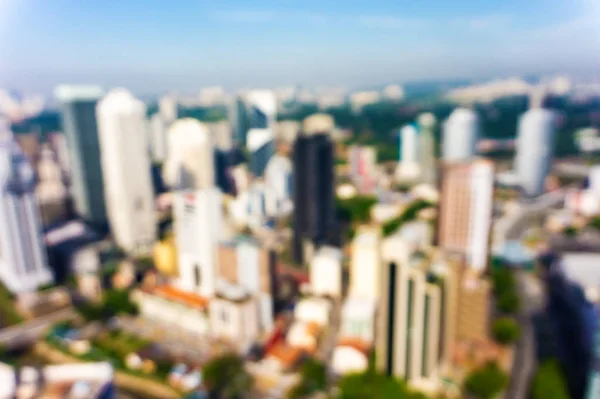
left=0, top=121, right=53, bottom=292
left=149, top=113, right=168, bottom=163
left=350, top=91, right=380, bottom=113
left=348, top=145, right=377, bottom=193
left=350, top=228, right=383, bottom=300
left=265, top=155, right=293, bottom=203
left=36, top=144, right=67, bottom=205
left=442, top=108, right=479, bottom=161
left=396, top=125, right=420, bottom=180
left=310, top=246, right=343, bottom=298
left=163, top=118, right=214, bottom=190
left=514, top=108, right=556, bottom=197
left=210, top=281, right=260, bottom=344
left=173, top=188, right=222, bottom=297
left=96, top=89, right=156, bottom=255
left=159, top=95, right=178, bottom=122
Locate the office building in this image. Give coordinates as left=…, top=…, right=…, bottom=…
left=442, top=108, right=479, bottom=161
left=163, top=118, right=214, bottom=190
left=149, top=113, right=168, bottom=163
left=96, top=89, right=156, bottom=255
left=348, top=145, right=377, bottom=193
left=376, top=236, right=443, bottom=385
left=55, top=85, right=107, bottom=230
left=246, top=90, right=277, bottom=131
left=173, top=188, right=222, bottom=297
left=229, top=95, right=249, bottom=146
left=210, top=281, right=260, bottom=345
left=417, top=113, right=437, bottom=185
left=514, top=108, right=556, bottom=197
left=292, top=114, right=336, bottom=264
left=310, top=246, right=343, bottom=298
left=396, top=124, right=420, bottom=180
left=265, top=154, right=293, bottom=203
left=350, top=227, right=383, bottom=300
left=158, top=95, right=178, bottom=122
left=0, top=122, right=53, bottom=293
left=36, top=144, right=69, bottom=226
left=218, top=237, right=277, bottom=332
left=438, top=160, right=494, bottom=273
left=247, top=128, right=275, bottom=178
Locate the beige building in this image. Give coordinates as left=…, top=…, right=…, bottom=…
left=210, top=282, right=260, bottom=345
left=437, top=160, right=494, bottom=273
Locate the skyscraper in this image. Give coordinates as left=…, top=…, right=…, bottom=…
left=514, top=108, right=556, bottom=197
left=265, top=154, right=293, bottom=204
left=292, top=114, right=336, bottom=264
left=0, top=121, right=53, bottom=293
left=158, top=95, right=178, bottom=123
left=229, top=95, right=249, bottom=146
left=247, top=128, right=275, bottom=178
left=96, top=89, right=156, bottom=255
left=438, top=160, right=494, bottom=272
left=396, top=124, right=420, bottom=181
left=173, top=188, right=222, bottom=297
left=163, top=119, right=214, bottom=190
left=246, top=90, right=276, bottom=131
left=442, top=108, right=479, bottom=161
left=55, top=85, right=107, bottom=230
left=149, top=113, right=168, bottom=163
left=417, top=113, right=437, bottom=185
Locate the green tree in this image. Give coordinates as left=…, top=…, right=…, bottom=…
left=491, top=268, right=515, bottom=296
left=288, top=358, right=328, bottom=399
left=103, top=289, right=138, bottom=316
left=336, top=196, right=377, bottom=224
left=531, top=359, right=570, bottom=399
left=496, top=291, right=521, bottom=314
left=0, top=282, right=23, bottom=326
left=382, top=200, right=434, bottom=236
left=588, top=217, right=600, bottom=232
left=203, top=353, right=253, bottom=399
left=336, top=370, right=423, bottom=399
left=562, top=226, right=578, bottom=237
left=492, top=317, right=521, bottom=345
left=463, top=361, right=509, bottom=399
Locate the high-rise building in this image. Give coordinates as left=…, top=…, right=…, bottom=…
left=442, top=108, right=479, bottom=161
left=0, top=121, right=53, bottom=292
left=350, top=227, right=383, bottom=300
left=514, top=108, right=556, bottom=197
left=96, top=89, right=156, bottom=255
left=310, top=246, right=343, bottom=298
left=55, top=85, right=107, bottom=230
left=247, top=128, right=275, bottom=178
left=376, top=236, right=443, bottom=384
left=246, top=90, right=277, bottom=131
left=173, top=188, right=222, bottom=297
left=348, top=145, right=377, bottom=193
left=396, top=124, right=420, bottom=180
left=417, top=113, right=437, bottom=185
left=149, top=114, right=168, bottom=163
left=264, top=154, right=293, bottom=204
left=438, top=160, right=494, bottom=272
left=163, top=119, right=214, bottom=190
left=292, top=114, right=336, bottom=264
left=229, top=96, right=249, bottom=146
left=158, top=95, right=178, bottom=122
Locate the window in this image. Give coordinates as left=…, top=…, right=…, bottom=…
left=220, top=308, right=229, bottom=324
left=194, top=265, right=201, bottom=288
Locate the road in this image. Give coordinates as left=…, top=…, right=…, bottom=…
left=0, top=308, right=76, bottom=348
left=506, top=271, right=544, bottom=399
left=503, top=187, right=571, bottom=241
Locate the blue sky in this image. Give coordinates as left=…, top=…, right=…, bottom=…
left=1, top=0, right=599, bottom=94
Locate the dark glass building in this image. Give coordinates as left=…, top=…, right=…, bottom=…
left=292, top=132, right=335, bottom=264
left=55, top=86, right=108, bottom=233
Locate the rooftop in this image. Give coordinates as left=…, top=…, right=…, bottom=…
left=151, top=285, right=209, bottom=309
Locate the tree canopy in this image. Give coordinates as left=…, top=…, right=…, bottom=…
left=381, top=200, right=435, bottom=237
left=531, top=359, right=570, bottom=399
left=203, top=353, right=253, bottom=399
left=492, top=317, right=521, bottom=345
left=463, top=361, right=508, bottom=399
left=336, top=370, right=428, bottom=399
left=287, top=358, right=328, bottom=399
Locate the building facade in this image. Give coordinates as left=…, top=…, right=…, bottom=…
left=0, top=122, right=53, bottom=292
left=437, top=160, right=494, bottom=273
left=96, top=89, right=156, bottom=255
left=247, top=128, right=275, bottom=178
left=163, top=119, right=214, bottom=190
left=514, top=108, right=556, bottom=197
left=173, top=188, right=222, bottom=297
left=55, top=85, right=107, bottom=230
left=292, top=114, right=336, bottom=264
left=442, top=108, right=479, bottom=162
left=417, top=113, right=437, bottom=185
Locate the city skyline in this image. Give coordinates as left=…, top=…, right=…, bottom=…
left=1, top=0, right=599, bottom=94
